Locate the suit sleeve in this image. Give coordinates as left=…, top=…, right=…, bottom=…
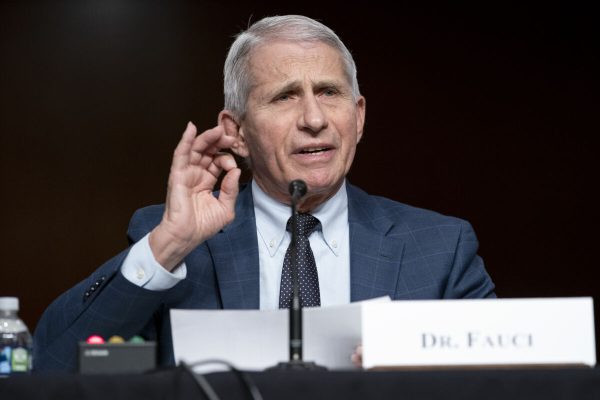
left=442, top=220, right=496, bottom=299
left=33, top=207, right=169, bottom=371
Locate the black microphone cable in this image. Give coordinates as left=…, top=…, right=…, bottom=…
left=179, top=359, right=264, bottom=400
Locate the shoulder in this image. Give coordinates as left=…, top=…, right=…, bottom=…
left=347, top=184, right=494, bottom=299
left=347, top=183, right=472, bottom=232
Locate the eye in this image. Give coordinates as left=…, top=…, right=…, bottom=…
left=274, top=91, right=294, bottom=102
left=322, top=87, right=339, bottom=97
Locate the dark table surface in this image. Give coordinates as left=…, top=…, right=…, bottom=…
left=2, top=367, right=600, bottom=400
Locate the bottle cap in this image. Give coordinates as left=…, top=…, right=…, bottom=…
left=0, top=297, right=19, bottom=311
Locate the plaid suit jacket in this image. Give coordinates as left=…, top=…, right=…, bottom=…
left=33, top=182, right=495, bottom=371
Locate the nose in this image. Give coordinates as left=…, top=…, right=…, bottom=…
left=297, top=94, right=328, bottom=134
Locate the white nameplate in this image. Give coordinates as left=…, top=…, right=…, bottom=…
left=362, top=297, right=596, bottom=369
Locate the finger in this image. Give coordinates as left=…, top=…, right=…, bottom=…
left=195, top=147, right=234, bottom=170
left=203, top=153, right=236, bottom=178
left=212, top=152, right=238, bottom=171
left=171, top=122, right=197, bottom=171
left=350, top=350, right=363, bottom=368
left=190, top=131, right=237, bottom=169
left=190, top=125, right=235, bottom=155
left=218, top=167, right=241, bottom=211
left=192, top=139, right=237, bottom=170
left=356, top=345, right=363, bottom=356
left=190, top=151, right=235, bottom=177
left=189, top=147, right=222, bottom=166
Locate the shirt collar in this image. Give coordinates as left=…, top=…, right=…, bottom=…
left=252, top=180, right=348, bottom=257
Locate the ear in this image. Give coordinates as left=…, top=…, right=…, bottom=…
left=355, top=96, right=366, bottom=143
left=219, top=110, right=249, bottom=157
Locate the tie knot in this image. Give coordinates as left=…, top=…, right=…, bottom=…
left=287, top=213, right=320, bottom=237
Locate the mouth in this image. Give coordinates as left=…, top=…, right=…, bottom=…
left=296, top=146, right=334, bottom=155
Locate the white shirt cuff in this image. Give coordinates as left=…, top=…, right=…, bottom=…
left=120, top=233, right=187, bottom=290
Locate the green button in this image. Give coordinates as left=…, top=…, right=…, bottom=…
left=129, top=335, right=145, bottom=343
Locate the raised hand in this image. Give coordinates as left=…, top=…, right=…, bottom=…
left=149, top=122, right=241, bottom=271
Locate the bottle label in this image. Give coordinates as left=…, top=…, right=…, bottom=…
left=0, top=346, right=31, bottom=374
left=0, top=347, right=11, bottom=374
left=12, top=347, right=29, bottom=372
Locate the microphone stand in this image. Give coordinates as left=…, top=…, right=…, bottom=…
left=268, top=180, right=326, bottom=371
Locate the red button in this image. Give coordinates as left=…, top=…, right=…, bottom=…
left=86, top=335, right=105, bottom=344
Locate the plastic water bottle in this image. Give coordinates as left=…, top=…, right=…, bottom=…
left=0, top=297, right=33, bottom=375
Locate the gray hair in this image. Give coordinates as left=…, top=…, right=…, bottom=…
left=223, top=15, right=360, bottom=119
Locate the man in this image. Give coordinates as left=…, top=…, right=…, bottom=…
left=33, top=15, right=495, bottom=371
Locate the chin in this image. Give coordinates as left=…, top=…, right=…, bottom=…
left=304, top=176, right=343, bottom=196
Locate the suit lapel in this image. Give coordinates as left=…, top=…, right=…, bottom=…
left=207, top=184, right=260, bottom=309
left=347, top=184, right=406, bottom=302
left=206, top=182, right=406, bottom=308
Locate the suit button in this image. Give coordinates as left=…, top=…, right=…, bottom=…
left=84, top=291, right=90, bottom=298
left=90, top=286, right=96, bottom=292
left=94, top=281, right=101, bottom=287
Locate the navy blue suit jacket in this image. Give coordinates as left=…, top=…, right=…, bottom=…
left=33, top=183, right=495, bottom=371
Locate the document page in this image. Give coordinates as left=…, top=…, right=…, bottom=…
left=171, top=297, right=390, bottom=372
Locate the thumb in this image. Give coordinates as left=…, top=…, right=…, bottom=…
left=218, top=167, right=241, bottom=211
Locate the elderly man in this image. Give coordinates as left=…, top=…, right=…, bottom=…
left=34, top=15, right=495, bottom=371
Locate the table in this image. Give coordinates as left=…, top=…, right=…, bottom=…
left=2, top=367, right=599, bottom=399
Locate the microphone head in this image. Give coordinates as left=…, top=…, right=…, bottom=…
left=289, top=179, right=307, bottom=199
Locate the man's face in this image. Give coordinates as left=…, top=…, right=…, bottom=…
left=234, top=40, right=366, bottom=207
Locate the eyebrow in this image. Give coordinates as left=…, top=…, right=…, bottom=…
left=267, top=79, right=346, bottom=98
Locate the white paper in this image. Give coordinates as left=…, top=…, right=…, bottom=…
left=171, top=308, right=286, bottom=372
left=171, top=297, right=390, bottom=372
left=304, top=296, right=391, bottom=369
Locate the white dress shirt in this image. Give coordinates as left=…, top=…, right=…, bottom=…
left=253, top=180, right=350, bottom=309
left=120, top=181, right=351, bottom=310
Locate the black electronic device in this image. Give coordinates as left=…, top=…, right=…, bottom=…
left=78, top=340, right=156, bottom=374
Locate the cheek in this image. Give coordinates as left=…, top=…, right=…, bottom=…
left=248, top=120, right=288, bottom=156
left=251, top=137, right=276, bottom=157
left=341, top=146, right=357, bottom=171
left=340, top=126, right=360, bottom=151
left=246, top=135, right=280, bottom=172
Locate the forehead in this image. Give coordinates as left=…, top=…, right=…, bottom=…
left=247, top=40, right=348, bottom=88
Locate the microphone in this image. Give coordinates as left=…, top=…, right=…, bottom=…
left=289, top=179, right=307, bottom=202
left=268, top=180, right=326, bottom=371
left=288, top=180, right=305, bottom=363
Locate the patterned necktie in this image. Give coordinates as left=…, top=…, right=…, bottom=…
left=279, top=213, right=321, bottom=308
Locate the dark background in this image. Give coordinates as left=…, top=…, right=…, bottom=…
left=1, top=1, right=598, bottom=352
